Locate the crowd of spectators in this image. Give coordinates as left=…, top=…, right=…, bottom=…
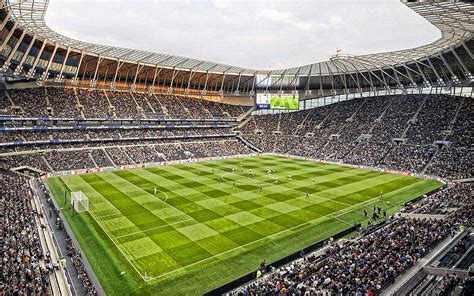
left=2, top=87, right=249, bottom=119
left=426, top=148, right=473, bottom=179
left=1, top=153, right=50, bottom=172
left=405, top=95, right=460, bottom=145
left=44, top=150, right=95, bottom=171
left=241, top=94, right=471, bottom=179
left=9, top=88, right=48, bottom=117
left=0, top=90, right=11, bottom=113
left=64, top=236, right=97, bottom=294
left=106, top=91, right=141, bottom=118
left=104, top=147, right=133, bottom=165
left=1, top=171, right=52, bottom=295
left=89, top=149, right=114, bottom=167
left=38, top=182, right=98, bottom=295
left=223, top=104, right=248, bottom=118
left=46, top=88, right=81, bottom=118
left=124, top=145, right=165, bottom=164
left=232, top=217, right=453, bottom=295
left=381, top=145, right=435, bottom=173
left=370, top=95, right=423, bottom=142
left=76, top=89, right=110, bottom=118
left=0, top=126, right=234, bottom=146
left=403, top=183, right=472, bottom=215
left=345, top=142, right=391, bottom=166
left=448, top=99, right=473, bottom=148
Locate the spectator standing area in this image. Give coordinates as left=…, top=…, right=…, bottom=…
left=45, top=155, right=441, bottom=295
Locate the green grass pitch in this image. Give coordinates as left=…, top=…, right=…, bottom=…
left=270, top=95, right=299, bottom=110
left=46, top=155, right=441, bottom=295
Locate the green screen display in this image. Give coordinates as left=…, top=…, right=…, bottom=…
left=270, top=94, right=299, bottom=110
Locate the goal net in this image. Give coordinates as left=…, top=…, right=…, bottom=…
left=71, top=191, right=89, bottom=213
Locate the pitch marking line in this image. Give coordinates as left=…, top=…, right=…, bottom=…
left=307, top=193, right=353, bottom=207
left=65, top=176, right=123, bottom=217
left=111, top=218, right=193, bottom=239
left=113, top=171, right=194, bottom=221
left=62, top=176, right=123, bottom=217
left=334, top=216, right=355, bottom=226
left=143, top=179, right=425, bottom=281
left=60, top=179, right=147, bottom=281
left=96, top=212, right=123, bottom=220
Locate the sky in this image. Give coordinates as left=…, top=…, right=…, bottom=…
left=45, top=0, right=440, bottom=70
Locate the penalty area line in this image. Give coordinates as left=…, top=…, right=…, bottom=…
left=60, top=178, right=147, bottom=281
left=111, top=218, right=193, bottom=239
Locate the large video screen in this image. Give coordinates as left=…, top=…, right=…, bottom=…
left=270, top=94, right=299, bottom=110
left=256, top=93, right=299, bottom=110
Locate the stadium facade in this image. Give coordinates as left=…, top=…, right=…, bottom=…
left=0, top=0, right=473, bottom=101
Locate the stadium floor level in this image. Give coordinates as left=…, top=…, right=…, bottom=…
left=45, top=155, right=442, bottom=295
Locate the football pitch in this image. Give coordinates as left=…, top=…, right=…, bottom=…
left=46, top=155, right=442, bottom=295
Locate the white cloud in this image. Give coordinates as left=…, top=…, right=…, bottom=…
left=329, top=16, right=342, bottom=25
left=45, top=0, right=440, bottom=69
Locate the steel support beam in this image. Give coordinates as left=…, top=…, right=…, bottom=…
left=40, top=42, right=59, bottom=81
left=0, top=8, right=12, bottom=31
left=168, top=67, right=180, bottom=93
left=426, top=56, right=443, bottom=85
left=438, top=53, right=458, bottom=84
left=71, top=51, right=87, bottom=85
left=331, top=59, right=361, bottom=92
left=26, top=39, right=47, bottom=80
left=413, top=60, right=431, bottom=86
left=461, top=41, right=473, bottom=60
left=347, top=58, right=387, bottom=92
left=110, top=59, right=125, bottom=90
left=304, top=64, right=312, bottom=94
left=89, top=55, right=105, bottom=87
left=219, top=72, right=226, bottom=96
left=450, top=46, right=472, bottom=81
left=351, top=57, right=399, bottom=89
left=1, top=27, right=26, bottom=72
left=234, top=72, right=242, bottom=95
left=185, top=69, right=198, bottom=94
left=149, top=65, right=163, bottom=93
left=131, top=63, right=145, bottom=92
left=0, top=21, right=16, bottom=52
left=201, top=71, right=213, bottom=96
left=14, top=35, right=36, bottom=76
left=55, top=47, right=71, bottom=83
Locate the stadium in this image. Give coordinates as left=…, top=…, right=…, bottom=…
left=0, top=0, right=473, bottom=295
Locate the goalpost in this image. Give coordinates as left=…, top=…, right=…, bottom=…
left=71, top=191, right=89, bottom=213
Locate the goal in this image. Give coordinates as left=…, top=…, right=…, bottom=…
left=71, top=191, right=89, bottom=213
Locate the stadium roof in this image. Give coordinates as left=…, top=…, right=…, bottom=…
left=0, top=0, right=472, bottom=95
left=5, top=0, right=473, bottom=76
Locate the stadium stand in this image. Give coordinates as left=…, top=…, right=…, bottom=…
left=239, top=94, right=473, bottom=179
left=1, top=89, right=471, bottom=296
left=1, top=170, right=71, bottom=295
left=231, top=217, right=452, bottom=295
left=0, top=88, right=250, bottom=120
